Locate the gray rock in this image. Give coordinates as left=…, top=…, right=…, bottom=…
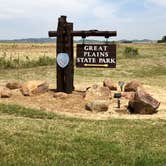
left=84, top=85, right=111, bottom=101
left=85, top=100, right=109, bottom=112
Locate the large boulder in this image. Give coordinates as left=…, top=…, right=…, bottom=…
left=20, top=81, right=49, bottom=96
left=6, top=82, right=22, bottom=90
left=128, top=87, right=160, bottom=114
left=84, top=85, right=111, bottom=101
left=124, top=80, right=143, bottom=92
left=103, top=78, right=117, bottom=91
left=85, top=100, right=109, bottom=112
left=0, top=87, right=12, bottom=98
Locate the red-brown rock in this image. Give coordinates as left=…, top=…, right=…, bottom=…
left=0, top=88, right=12, bottom=98
left=32, top=82, right=49, bottom=94
left=20, top=81, right=49, bottom=96
left=128, top=87, right=160, bottom=114
left=6, top=82, right=22, bottom=90
left=103, top=78, right=117, bottom=91
left=122, top=92, right=135, bottom=100
left=124, top=80, right=143, bottom=92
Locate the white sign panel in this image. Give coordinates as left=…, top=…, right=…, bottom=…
left=57, top=53, right=69, bottom=68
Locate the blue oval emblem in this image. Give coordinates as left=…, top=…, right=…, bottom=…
left=57, top=53, right=69, bottom=68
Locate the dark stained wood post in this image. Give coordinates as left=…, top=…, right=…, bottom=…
left=50, top=16, right=74, bottom=93
left=56, top=16, right=65, bottom=92
left=49, top=15, right=117, bottom=94
left=64, top=22, right=74, bottom=93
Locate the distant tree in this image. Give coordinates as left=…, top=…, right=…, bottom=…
left=162, top=36, right=166, bottom=41
left=158, top=36, right=166, bottom=43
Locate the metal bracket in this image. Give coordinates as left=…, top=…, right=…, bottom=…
left=105, top=36, right=109, bottom=44
left=82, top=36, right=86, bottom=45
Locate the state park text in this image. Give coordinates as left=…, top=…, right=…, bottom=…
left=76, top=44, right=116, bottom=68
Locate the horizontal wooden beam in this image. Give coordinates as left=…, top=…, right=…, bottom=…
left=49, top=31, right=58, bottom=37
left=72, top=30, right=117, bottom=38
left=48, top=30, right=117, bottom=38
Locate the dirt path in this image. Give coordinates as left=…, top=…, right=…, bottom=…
left=0, top=84, right=166, bottom=120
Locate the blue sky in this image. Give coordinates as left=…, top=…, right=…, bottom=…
left=0, top=0, right=165, bottom=40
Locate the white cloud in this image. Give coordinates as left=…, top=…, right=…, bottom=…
left=0, top=0, right=118, bottom=20
left=0, top=2, right=25, bottom=19
left=147, top=0, right=166, bottom=7
left=0, top=0, right=97, bottom=18
left=93, top=4, right=117, bottom=19
left=0, top=0, right=165, bottom=40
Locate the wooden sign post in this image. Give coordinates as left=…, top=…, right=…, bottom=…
left=49, top=15, right=117, bottom=94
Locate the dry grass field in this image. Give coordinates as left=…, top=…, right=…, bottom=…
left=0, top=42, right=165, bottom=85
left=0, top=43, right=55, bottom=60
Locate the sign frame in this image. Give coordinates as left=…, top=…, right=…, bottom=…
left=76, top=44, right=116, bottom=68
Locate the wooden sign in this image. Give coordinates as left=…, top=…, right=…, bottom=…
left=48, top=16, right=117, bottom=93
left=76, top=44, right=116, bottom=68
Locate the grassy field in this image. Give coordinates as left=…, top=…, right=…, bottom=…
left=0, top=42, right=166, bottom=165
left=0, top=103, right=166, bottom=166
left=0, top=43, right=166, bottom=88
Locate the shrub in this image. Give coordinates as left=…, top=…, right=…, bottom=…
left=124, top=47, right=139, bottom=56
left=158, top=36, right=166, bottom=43
left=37, top=56, right=55, bottom=66
left=0, top=55, right=55, bottom=69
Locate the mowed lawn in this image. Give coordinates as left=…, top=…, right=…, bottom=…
left=0, top=103, right=166, bottom=166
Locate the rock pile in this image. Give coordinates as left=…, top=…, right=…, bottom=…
left=0, top=79, right=161, bottom=115
left=84, top=79, right=160, bottom=114
left=84, top=82, right=114, bottom=112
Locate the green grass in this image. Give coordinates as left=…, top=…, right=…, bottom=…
left=123, top=46, right=139, bottom=57
left=0, top=103, right=57, bottom=120
left=0, top=55, right=55, bottom=69
left=132, top=66, right=166, bottom=77
left=0, top=103, right=166, bottom=166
